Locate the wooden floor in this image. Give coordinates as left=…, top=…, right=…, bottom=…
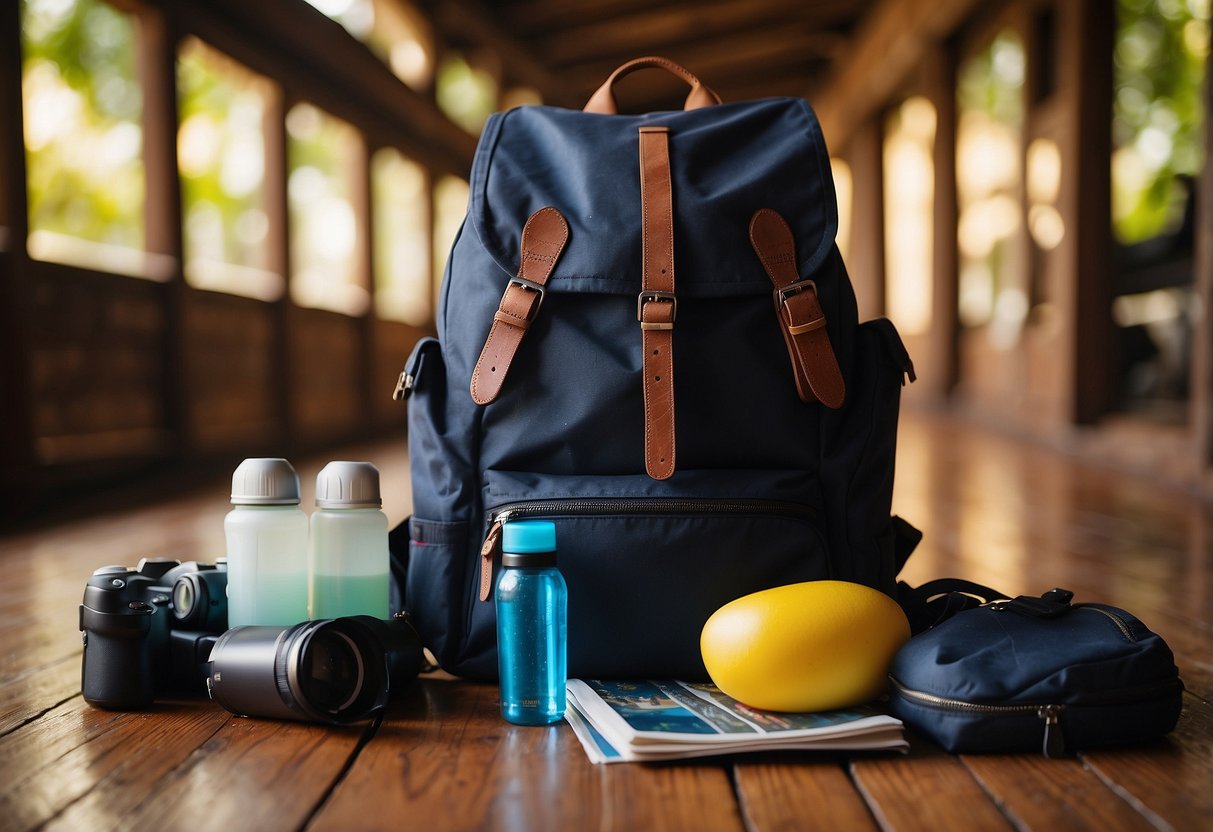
left=1, top=412, right=1210, bottom=831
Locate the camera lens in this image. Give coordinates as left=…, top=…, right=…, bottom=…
left=169, top=570, right=227, bottom=631
left=172, top=580, right=195, bottom=619
left=207, top=618, right=391, bottom=724
left=296, top=629, right=365, bottom=713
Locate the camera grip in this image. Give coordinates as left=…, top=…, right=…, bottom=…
left=80, top=602, right=163, bottom=709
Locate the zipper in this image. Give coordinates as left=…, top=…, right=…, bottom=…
left=1073, top=603, right=1137, bottom=642
left=890, top=677, right=1068, bottom=757
left=477, top=497, right=819, bottom=603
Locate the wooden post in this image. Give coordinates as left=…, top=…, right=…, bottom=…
left=843, top=118, right=886, bottom=321
left=137, top=6, right=188, bottom=458
left=0, top=0, right=36, bottom=520
left=265, top=88, right=296, bottom=449
left=353, top=136, right=376, bottom=429
left=925, top=40, right=961, bottom=398
left=1195, top=44, right=1213, bottom=478
left=1068, top=0, right=1114, bottom=425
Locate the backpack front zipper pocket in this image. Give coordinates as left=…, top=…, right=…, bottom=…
left=470, top=470, right=829, bottom=680
left=479, top=497, right=822, bottom=603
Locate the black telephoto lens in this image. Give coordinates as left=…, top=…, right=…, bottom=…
left=206, top=616, right=419, bottom=724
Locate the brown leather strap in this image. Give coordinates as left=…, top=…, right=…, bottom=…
left=584, top=56, right=721, bottom=115
left=470, top=207, right=569, bottom=405
left=748, top=209, right=846, bottom=409
left=638, top=126, right=677, bottom=480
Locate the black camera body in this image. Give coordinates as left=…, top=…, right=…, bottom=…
left=81, top=557, right=424, bottom=722
left=80, top=557, right=228, bottom=709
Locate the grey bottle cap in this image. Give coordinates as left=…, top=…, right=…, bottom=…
left=315, top=461, right=382, bottom=509
left=230, top=458, right=301, bottom=506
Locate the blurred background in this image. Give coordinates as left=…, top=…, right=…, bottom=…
left=1, top=0, right=1210, bottom=526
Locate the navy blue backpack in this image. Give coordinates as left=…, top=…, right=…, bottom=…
left=393, top=57, right=917, bottom=680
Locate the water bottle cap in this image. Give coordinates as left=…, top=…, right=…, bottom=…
left=501, top=520, right=556, bottom=554
left=315, top=461, right=382, bottom=508
left=231, top=458, right=301, bottom=505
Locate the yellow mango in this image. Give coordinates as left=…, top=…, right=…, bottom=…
left=700, top=580, right=911, bottom=712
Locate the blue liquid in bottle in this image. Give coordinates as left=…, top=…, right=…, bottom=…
left=495, top=521, right=567, bottom=725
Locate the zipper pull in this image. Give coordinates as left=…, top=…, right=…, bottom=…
left=395, top=336, right=439, bottom=401
left=1038, top=704, right=1066, bottom=757
left=479, top=520, right=503, bottom=602
left=392, top=370, right=413, bottom=401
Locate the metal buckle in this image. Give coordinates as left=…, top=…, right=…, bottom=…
left=508, top=276, right=546, bottom=320
left=637, top=291, right=677, bottom=331
left=773, top=279, right=825, bottom=335
left=773, top=278, right=817, bottom=307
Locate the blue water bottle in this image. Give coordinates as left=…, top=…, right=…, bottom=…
left=495, top=520, right=567, bottom=725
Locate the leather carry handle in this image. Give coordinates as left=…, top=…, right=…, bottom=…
left=583, top=56, right=722, bottom=115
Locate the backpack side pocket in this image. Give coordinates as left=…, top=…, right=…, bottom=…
left=401, top=336, right=479, bottom=667
left=818, top=318, right=916, bottom=594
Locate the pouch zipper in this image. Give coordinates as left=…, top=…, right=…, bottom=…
left=889, top=677, right=1067, bottom=757
left=477, top=497, right=819, bottom=603
left=1072, top=603, right=1136, bottom=642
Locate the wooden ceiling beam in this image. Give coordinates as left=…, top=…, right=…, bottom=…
left=182, top=0, right=476, bottom=175
left=813, top=0, right=983, bottom=146
left=505, top=0, right=861, bottom=37
left=532, top=0, right=848, bottom=68
left=500, top=0, right=667, bottom=33
left=558, top=26, right=848, bottom=100
left=427, top=0, right=580, bottom=106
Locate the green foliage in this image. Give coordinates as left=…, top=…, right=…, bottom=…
left=1113, top=0, right=1209, bottom=242
left=21, top=0, right=144, bottom=250
left=957, top=32, right=1026, bottom=127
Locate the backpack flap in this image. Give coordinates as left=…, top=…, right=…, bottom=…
left=469, top=98, right=840, bottom=300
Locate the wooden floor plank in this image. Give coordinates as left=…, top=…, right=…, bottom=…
left=87, top=711, right=369, bottom=832
left=0, top=697, right=229, bottom=832
left=733, top=758, right=878, bottom=831
left=850, top=739, right=1014, bottom=831
left=309, top=675, right=746, bottom=832
left=960, top=754, right=1157, bottom=831
left=0, top=656, right=80, bottom=736
left=1077, top=691, right=1213, bottom=832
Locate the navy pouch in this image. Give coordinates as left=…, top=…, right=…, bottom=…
left=888, top=588, right=1183, bottom=757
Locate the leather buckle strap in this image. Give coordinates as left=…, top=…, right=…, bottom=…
left=773, top=280, right=827, bottom=335
left=637, top=291, right=676, bottom=331
left=493, top=277, right=546, bottom=327
left=749, top=208, right=845, bottom=408
left=639, top=126, right=676, bottom=480
left=471, top=207, right=569, bottom=405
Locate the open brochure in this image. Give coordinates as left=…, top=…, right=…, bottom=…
left=565, top=679, right=907, bottom=764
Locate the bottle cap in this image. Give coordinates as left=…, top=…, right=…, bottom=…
left=501, top=521, right=557, bottom=567
left=231, top=458, right=301, bottom=506
left=315, top=461, right=382, bottom=509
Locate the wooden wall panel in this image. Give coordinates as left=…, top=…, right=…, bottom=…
left=183, top=291, right=278, bottom=451
left=27, top=268, right=169, bottom=464
left=289, top=308, right=364, bottom=442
